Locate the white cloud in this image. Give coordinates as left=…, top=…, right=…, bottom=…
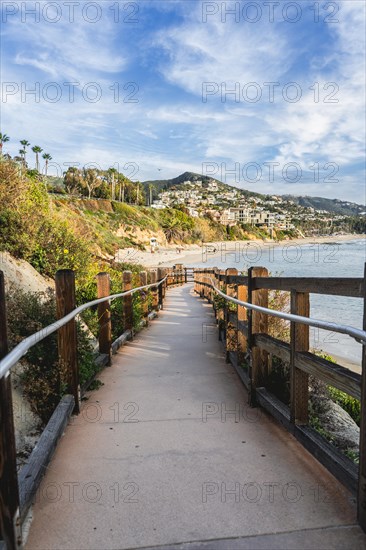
left=1, top=0, right=364, bottom=202
left=155, top=11, right=293, bottom=96
left=137, top=129, right=159, bottom=140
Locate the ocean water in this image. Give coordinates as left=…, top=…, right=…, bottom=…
left=186, top=239, right=366, bottom=368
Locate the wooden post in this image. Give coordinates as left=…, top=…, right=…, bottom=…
left=97, top=273, right=112, bottom=366
left=225, top=269, right=238, bottom=362
left=184, top=268, right=188, bottom=284
left=207, top=269, right=211, bottom=302
left=0, top=272, right=22, bottom=550
left=213, top=268, right=219, bottom=319
left=157, top=268, right=165, bottom=309
left=217, top=270, right=225, bottom=333
left=123, top=271, right=133, bottom=332
left=176, top=264, right=183, bottom=285
left=140, top=271, right=148, bottom=325
left=290, top=290, right=309, bottom=425
left=162, top=268, right=167, bottom=299
left=247, top=266, right=269, bottom=405
left=206, top=269, right=210, bottom=299
left=150, top=270, right=158, bottom=310
left=207, top=269, right=211, bottom=300
left=358, top=263, right=366, bottom=530
left=55, top=269, right=80, bottom=414
left=237, top=281, right=248, bottom=364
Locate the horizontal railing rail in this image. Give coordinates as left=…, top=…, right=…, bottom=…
left=204, top=275, right=366, bottom=344
left=200, top=270, right=364, bottom=297
left=0, top=265, right=186, bottom=549
left=0, top=277, right=167, bottom=380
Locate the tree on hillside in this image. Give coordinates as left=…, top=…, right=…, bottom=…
left=117, top=173, right=127, bottom=202
left=32, top=145, right=43, bottom=171
left=0, top=133, right=10, bottom=155
left=148, top=184, right=154, bottom=206
left=20, top=140, right=30, bottom=164
left=107, top=167, right=118, bottom=200
left=160, top=209, right=194, bottom=242
left=64, top=167, right=82, bottom=195
left=42, top=153, right=52, bottom=177
left=123, top=180, right=145, bottom=205
left=81, top=168, right=103, bottom=198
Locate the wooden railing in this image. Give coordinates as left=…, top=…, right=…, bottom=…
left=194, top=266, right=366, bottom=532
left=0, top=265, right=185, bottom=549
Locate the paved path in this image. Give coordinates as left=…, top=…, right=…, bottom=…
left=26, top=285, right=366, bottom=549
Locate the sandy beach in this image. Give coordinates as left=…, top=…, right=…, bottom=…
left=116, top=234, right=365, bottom=372
left=116, top=233, right=364, bottom=268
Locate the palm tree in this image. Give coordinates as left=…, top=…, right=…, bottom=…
left=32, top=145, right=43, bottom=171
left=19, top=149, right=26, bottom=163
left=118, top=175, right=126, bottom=202
left=107, top=167, right=118, bottom=200
left=42, top=153, right=52, bottom=176
left=20, top=140, right=30, bottom=164
left=148, top=184, right=154, bottom=206
left=0, top=133, right=10, bottom=155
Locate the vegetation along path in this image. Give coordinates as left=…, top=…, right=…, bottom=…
left=26, top=284, right=366, bottom=549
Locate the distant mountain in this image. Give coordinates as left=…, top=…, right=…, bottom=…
left=143, top=171, right=225, bottom=194
left=281, top=195, right=365, bottom=216
left=142, top=171, right=261, bottom=199
left=142, top=172, right=365, bottom=216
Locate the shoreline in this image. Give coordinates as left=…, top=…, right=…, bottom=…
left=118, top=233, right=364, bottom=268
left=115, top=233, right=364, bottom=371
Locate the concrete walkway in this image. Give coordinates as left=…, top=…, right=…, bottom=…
left=26, top=285, right=366, bottom=549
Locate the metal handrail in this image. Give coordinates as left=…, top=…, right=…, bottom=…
left=200, top=275, right=366, bottom=345
left=0, top=277, right=167, bottom=379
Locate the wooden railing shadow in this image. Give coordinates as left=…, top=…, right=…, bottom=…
left=194, top=266, right=366, bottom=532
left=0, top=266, right=185, bottom=549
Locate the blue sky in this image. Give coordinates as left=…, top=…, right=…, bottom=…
left=1, top=0, right=365, bottom=202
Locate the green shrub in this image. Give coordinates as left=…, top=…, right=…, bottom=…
left=313, top=350, right=361, bottom=426
left=327, top=386, right=361, bottom=426
left=6, top=287, right=96, bottom=425
left=0, top=159, right=92, bottom=278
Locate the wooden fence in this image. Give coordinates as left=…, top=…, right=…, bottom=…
left=0, top=265, right=185, bottom=549
left=194, top=266, right=366, bottom=532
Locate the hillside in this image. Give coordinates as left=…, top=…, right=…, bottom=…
left=1, top=159, right=364, bottom=288
left=143, top=172, right=365, bottom=216
left=281, top=195, right=365, bottom=216
left=0, top=159, right=249, bottom=280
left=142, top=171, right=261, bottom=200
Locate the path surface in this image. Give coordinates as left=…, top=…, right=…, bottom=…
left=26, top=285, right=366, bottom=549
